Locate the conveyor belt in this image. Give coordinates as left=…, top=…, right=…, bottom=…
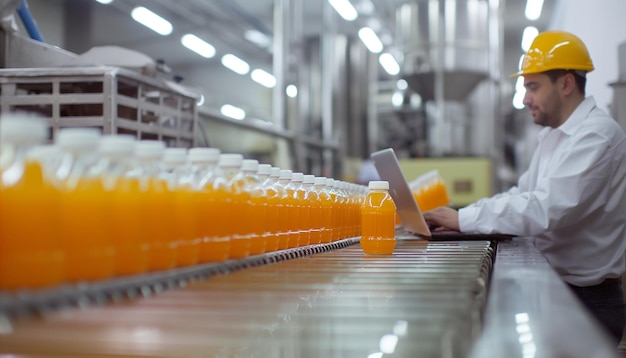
left=0, top=238, right=495, bottom=357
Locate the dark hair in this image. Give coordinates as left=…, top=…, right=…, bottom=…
left=544, top=69, right=587, bottom=95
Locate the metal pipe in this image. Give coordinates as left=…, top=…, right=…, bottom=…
left=16, top=0, right=43, bottom=42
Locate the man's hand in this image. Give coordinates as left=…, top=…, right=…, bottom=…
left=423, top=206, right=460, bottom=232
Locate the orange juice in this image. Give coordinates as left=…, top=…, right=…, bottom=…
left=411, top=171, right=450, bottom=212
left=109, top=177, right=148, bottom=275
left=285, top=179, right=300, bottom=249
left=291, top=173, right=309, bottom=247
left=144, top=177, right=176, bottom=271
left=198, top=182, right=231, bottom=262
left=304, top=175, right=321, bottom=244
left=219, top=154, right=251, bottom=259
left=173, top=186, right=199, bottom=266
left=59, top=177, right=115, bottom=281
left=264, top=183, right=281, bottom=252
left=275, top=170, right=293, bottom=250
left=242, top=160, right=266, bottom=255
left=361, top=181, right=396, bottom=255
left=0, top=161, right=64, bottom=290
left=316, top=178, right=333, bottom=243
left=328, top=179, right=340, bottom=242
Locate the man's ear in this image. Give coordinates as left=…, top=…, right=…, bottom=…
left=561, top=73, right=577, bottom=96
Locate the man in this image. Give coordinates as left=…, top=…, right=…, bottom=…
left=423, top=30, right=626, bottom=344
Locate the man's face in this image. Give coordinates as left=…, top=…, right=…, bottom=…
left=522, top=73, right=564, bottom=128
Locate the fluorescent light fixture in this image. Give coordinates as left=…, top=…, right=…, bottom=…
left=131, top=7, right=172, bottom=36
left=196, top=94, right=205, bottom=107
left=95, top=0, right=113, bottom=4
left=379, top=53, right=400, bottom=75
left=525, top=0, right=544, bottom=20
left=521, top=26, right=538, bottom=52
left=181, top=34, right=216, bottom=58
left=221, top=54, right=249, bottom=75
left=251, top=69, right=276, bottom=88
left=244, top=29, right=271, bottom=48
left=518, top=54, right=526, bottom=72
left=379, top=334, right=398, bottom=354
left=220, top=104, right=245, bottom=120
left=358, top=27, right=383, bottom=53
left=513, top=91, right=525, bottom=109
left=396, top=79, right=408, bottom=90
left=328, top=0, right=358, bottom=21
left=286, top=85, right=298, bottom=98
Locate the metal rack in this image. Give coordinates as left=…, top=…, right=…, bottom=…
left=0, top=66, right=199, bottom=147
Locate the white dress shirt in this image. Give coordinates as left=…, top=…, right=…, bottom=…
left=459, top=97, right=626, bottom=286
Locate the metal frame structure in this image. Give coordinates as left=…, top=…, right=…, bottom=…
left=0, top=66, right=198, bottom=147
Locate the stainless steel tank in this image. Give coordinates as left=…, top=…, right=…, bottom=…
left=396, top=0, right=490, bottom=102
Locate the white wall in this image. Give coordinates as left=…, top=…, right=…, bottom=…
left=549, top=0, right=626, bottom=113
left=16, top=0, right=65, bottom=48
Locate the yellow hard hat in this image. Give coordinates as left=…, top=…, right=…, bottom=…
left=511, top=30, right=594, bottom=77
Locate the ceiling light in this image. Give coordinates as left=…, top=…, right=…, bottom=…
left=396, top=79, right=408, bottom=90
left=131, top=7, right=172, bottom=36
left=521, top=26, right=538, bottom=52
left=525, top=0, right=544, bottom=20
left=251, top=69, right=276, bottom=88
left=328, top=0, right=358, bottom=21
left=221, top=54, right=249, bottom=75
left=244, top=30, right=271, bottom=48
left=286, top=85, right=298, bottom=98
left=220, top=104, right=245, bottom=120
left=181, top=34, right=216, bottom=58
left=358, top=27, right=383, bottom=53
left=94, top=0, right=113, bottom=4
left=379, top=53, right=400, bottom=75
left=515, top=76, right=525, bottom=92
left=392, top=92, right=403, bottom=107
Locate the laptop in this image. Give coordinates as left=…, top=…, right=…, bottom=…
left=370, top=148, right=513, bottom=241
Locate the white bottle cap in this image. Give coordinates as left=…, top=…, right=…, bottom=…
left=303, top=175, right=315, bottom=185
left=314, top=177, right=327, bottom=186
left=326, top=178, right=335, bottom=187
left=368, top=180, right=389, bottom=190
left=241, top=159, right=259, bottom=172
left=57, top=128, right=100, bottom=151
left=188, top=147, right=220, bottom=163
left=135, top=140, right=165, bottom=159
left=99, top=135, right=135, bottom=156
left=279, top=169, right=292, bottom=180
left=257, top=164, right=272, bottom=175
left=163, top=148, right=188, bottom=166
left=291, top=172, right=304, bottom=182
left=270, top=167, right=281, bottom=178
left=0, top=114, right=47, bottom=144
left=218, top=153, right=243, bottom=167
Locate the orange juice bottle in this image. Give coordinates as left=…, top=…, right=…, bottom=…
left=132, top=140, right=175, bottom=271
left=360, top=180, right=396, bottom=255
left=163, top=148, right=198, bottom=267
left=241, top=159, right=266, bottom=255
left=187, top=147, right=222, bottom=262
left=290, top=173, right=309, bottom=247
left=411, top=170, right=450, bottom=211
left=96, top=135, right=147, bottom=276
left=327, top=178, right=340, bottom=242
left=261, top=167, right=281, bottom=252
left=219, top=154, right=251, bottom=259
left=284, top=172, right=303, bottom=248
left=303, top=175, right=321, bottom=244
left=275, top=170, right=293, bottom=249
left=0, top=115, right=64, bottom=290
left=56, top=128, right=115, bottom=282
left=315, top=177, right=333, bottom=243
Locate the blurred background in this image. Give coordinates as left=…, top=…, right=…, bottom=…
left=2, top=0, right=626, bottom=202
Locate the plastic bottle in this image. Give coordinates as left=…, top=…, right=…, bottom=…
left=188, top=147, right=224, bottom=262
left=132, top=140, right=175, bottom=271
left=360, top=180, right=396, bottom=255
left=303, top=175, right=322, bottom=244
left=289, top=172, right=308, bottom=247
left=56, top=128, right=115, bottom=282
left=315, top=177, right=333, bottom=243
left=410, top=170, right=451, bottom=211
left=0, top=115, right=64, bottom=290
left=262, top=167, right=282, bottom=252
left=219, top=154, right=251, bottom=259
left=241, top=159, right=266, bottom=255
left=95, top=135, right=147, bottom=276
left=276, top=170, right=293, bottom=250
left=163, top=148, right=198, bottom=267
